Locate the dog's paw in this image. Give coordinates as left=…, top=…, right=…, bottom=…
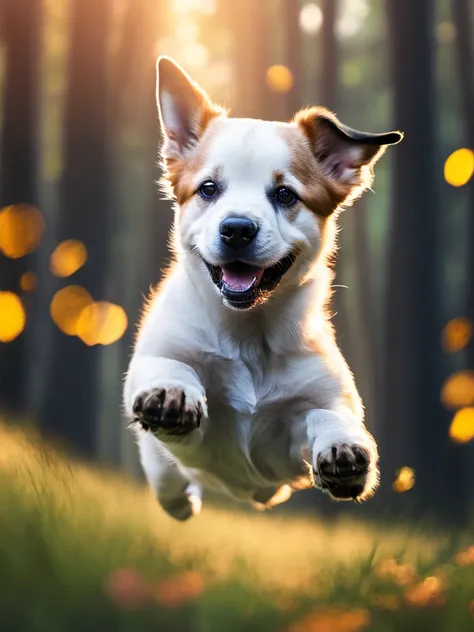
left=314, top=442, right=378, bottom=501
left=132, top=385, right=205, bottom=436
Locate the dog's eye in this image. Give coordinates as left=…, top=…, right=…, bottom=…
left=198, top=181, right=218, bottom=199
left=275, top=186, right=298, bottom=206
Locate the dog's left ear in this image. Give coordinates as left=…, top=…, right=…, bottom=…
left=295, top=107, right=403, bottom=196
left=156, top=56, right=224, bottom=161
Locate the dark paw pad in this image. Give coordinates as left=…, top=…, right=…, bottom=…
left=316, top=444, right=371, bottom=501
left=132, top=387, right=203, bottom=435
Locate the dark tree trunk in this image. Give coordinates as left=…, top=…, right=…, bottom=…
left=452, top=0, right=474, bottom=370
left=39, top=0, right=113, bottom=454
left=0, top=0, right=41, bottom=413
left=384, top=0, right=466, bottom=521
left=352, top=198, right=380, bottom=426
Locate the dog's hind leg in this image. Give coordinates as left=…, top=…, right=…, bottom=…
left=138, top=433, right=202, bottom=521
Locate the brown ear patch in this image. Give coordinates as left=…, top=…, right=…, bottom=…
left=281, top=126, right=347, bottom=217
left=161, top=115, right=223, bottom=207
left=290, top=107, right=402, bottom=211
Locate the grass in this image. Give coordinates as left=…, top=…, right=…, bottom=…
left=0, top=420, right=473, bottom=632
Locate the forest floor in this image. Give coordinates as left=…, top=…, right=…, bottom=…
left=0, top=420, right=473, bottom=632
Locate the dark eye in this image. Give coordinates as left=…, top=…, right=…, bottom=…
left=198, top=181, right=218, bottom=199
left=275, top=186, right=298, bottom=206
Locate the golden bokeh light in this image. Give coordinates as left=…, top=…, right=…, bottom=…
left=444, top=148, right=474, bottom=187
left=76, top=301, right=127, bottom=346
left=393, top=466, right=415, bottom=493
left=50, top=239, right=88, bottom=277
left=0, top=292, right=26, bottom=343
left=442, top=317, right=472, bottom=353
left=19, top=271, right=37, bottom=292
left=50, top=286, right=93, bottom=336
left=266, top=65, right=294, bottom=94
left=440, top=371, right=474, bottom=410
left=299, top=3, right=323, bottom=35
left=0, top=204, right=45, bottom=259
left=449, top=407, right=474, bottom=444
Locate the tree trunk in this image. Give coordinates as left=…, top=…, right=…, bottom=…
left=39, top=0, right=113, bottom=454
left=0, top=0, right=41, bottom=413
left=452, top=0, right=474, bottom=370
left=384, top=0, right=466, bottom=521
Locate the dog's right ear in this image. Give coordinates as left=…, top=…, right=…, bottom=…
left=156, top=56, right=223, bottom=161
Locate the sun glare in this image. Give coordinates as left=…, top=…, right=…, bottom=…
left=172, top=0, right=216, bottom=16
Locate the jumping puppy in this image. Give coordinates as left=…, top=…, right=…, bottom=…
left=124, top=56, right=402, bottom=521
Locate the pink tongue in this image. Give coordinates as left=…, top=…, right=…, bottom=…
left=222, top=266, right=264, bottom=291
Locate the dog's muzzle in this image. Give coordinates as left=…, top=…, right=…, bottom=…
left=203, top=253, right=297, bottom=310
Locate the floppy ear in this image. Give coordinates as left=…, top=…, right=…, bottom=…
left=156, top=56, right=224, bottom=161
left=295, top=107, right=403, bottom=196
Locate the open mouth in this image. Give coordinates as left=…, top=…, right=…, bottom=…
left=203, top=253, right=297, bottom=309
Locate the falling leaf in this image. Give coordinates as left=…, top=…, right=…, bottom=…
left=50, top=286, right=93, bottom=336
left=441, top=371, right=474, bottom=410
left=442, top=318, right=472, bottom=353
left=266, top=65, right=294, bottom=94
left=50, top=239, right=88, bottom=277
left=19, top=271, right=37, bottom=292
left=449, top=408, right=474, bottom=444
left=76, top=301, right=127, bottom=346
left=393, top=467, right=415, bottom=493
left=444, top=148, right=474, bottom=187
left=0, top=292, right=26, bottom=342
left=0, top=204, right=44, bottom=259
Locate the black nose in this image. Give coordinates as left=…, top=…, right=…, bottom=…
left=219, top=217, right=259, bottom=250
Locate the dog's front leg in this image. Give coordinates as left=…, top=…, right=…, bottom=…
left=124, top=356, right=207, bottom=445
left=304, top=406, right=379, bottom=501
left=138, top=432, right=202, bottom=521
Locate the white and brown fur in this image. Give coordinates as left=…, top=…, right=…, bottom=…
left=123, top=57, right=403, bottom=521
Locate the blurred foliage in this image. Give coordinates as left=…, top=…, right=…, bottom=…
left=0, top=422, right=474, bottom=631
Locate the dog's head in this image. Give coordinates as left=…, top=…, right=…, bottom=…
left=157, top=57, right=402, bottom=310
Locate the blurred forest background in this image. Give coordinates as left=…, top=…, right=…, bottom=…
left=0, top=0, right=473, bottom=525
